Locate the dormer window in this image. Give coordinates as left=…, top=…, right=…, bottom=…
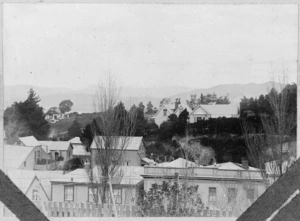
left=163, top=109, right=167, bottom=116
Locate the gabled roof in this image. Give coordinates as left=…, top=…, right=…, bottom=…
left=39, top=141, right=71, bottom=152
left=151, top=104, right=175, bottom=119
left=4, top=145, right=37, bottom=169
left=51, top=166, right=144, bottom=186
left=90, top=136, right=143, bottom=151
left=69, top=137, right=82, bottom=144
left=191, top=104, right=239, bottom=116
left=71, top=143, right=90, bottom=156
left=18, top=136, right=41, bottom=147
left=6, top=169, right=64, bottom=199
left=174, top=102, right=193, bottom=115
left=237, top=158, right=300, bottom=221
left=206, top=162, right=259, bottom=171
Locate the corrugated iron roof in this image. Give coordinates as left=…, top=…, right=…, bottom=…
left=4, top=145, right=36, bottom=169
left=91, top=136, right=143, bottom=151
left=39, top=141, right=71, bottom=152
left=18, top=136, right=41, bottom=147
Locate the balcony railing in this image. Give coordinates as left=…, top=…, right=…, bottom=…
left=144, top=166, right=264, bottom=180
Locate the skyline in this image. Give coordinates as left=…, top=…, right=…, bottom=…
left=3, top=4, right=298, bottom=90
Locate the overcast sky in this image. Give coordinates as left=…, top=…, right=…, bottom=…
left=3, top=4, right=298, bottom=89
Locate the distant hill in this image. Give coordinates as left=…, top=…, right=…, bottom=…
left=4, top=82, right=285, bottom=113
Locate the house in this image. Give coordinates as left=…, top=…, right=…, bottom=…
left=69, top=137, right=90, bottom=161
left=90, top=136, right=146, bottom=166
left=3, top=169, right=64, bottom=216
left=4, top=144, right=49, bottom=170
left=264, top=140, right=296, bottom=184
left=39, top=140, right=73, bottom=161
left=189, top=104, right=239, bottom=123
left=143, top=158, right=266, bottom=215
left=151, top=100, right=192, bottom=127
left=50, top=166, right=144, bottom=206
left=16, top=136, right=42, bottom=147
left=237, top=158, right=300, bottom=221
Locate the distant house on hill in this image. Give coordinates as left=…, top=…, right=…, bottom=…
left=90, top=136, right=148, bottom=166
left=189, top=104, right=239, bottom=123
left=45, top=107, right=71, bottom=123
left=237, top=158, right=300, bottom=221
left=151, top=100, right=192, bottom=127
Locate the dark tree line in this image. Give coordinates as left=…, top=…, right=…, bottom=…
left=4, top=89, right=50, bottom=144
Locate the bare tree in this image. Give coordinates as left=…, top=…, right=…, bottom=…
left=242, top=75, right=296, bottom=183
left=86, top=76, right=137, bottom=217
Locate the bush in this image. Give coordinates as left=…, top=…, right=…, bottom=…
left=138, top=181, right=204, bottom=217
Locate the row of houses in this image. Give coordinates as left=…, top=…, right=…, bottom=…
left=151, top=101, right=239, bottom=126
left=2, top=135, right=271, bottom=217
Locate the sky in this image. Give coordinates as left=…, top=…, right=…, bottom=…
left=3, top=4, right=298, bottom=90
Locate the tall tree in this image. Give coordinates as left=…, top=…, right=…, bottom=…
left=68, top=120, right=82, bottom=138
left=59, top=99, right=73, bottom=114
left=4, top=89, right=50, bottom=143
left=146, top=101, right=154, bottom=114
left=88, top=76, right=137, bottom=217
left=243, top=82, right=297, bottom=182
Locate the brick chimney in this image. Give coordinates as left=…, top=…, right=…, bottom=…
left=241, top=158, right=249, bottom=170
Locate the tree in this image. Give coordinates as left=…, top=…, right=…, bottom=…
left=87, top=76, right=137, bottom=217
left=139, top=181, right=204, bottom=217
left=146, top=101, right=154, bottom=114
left=59, top=99, right=73, bottom=114
left=138, top=102, right=145, bottom=112
left=68, top=120, right=82, bottom=138
left=4, top=89, right=50, bottom=143
left=243, top=80, right=297, bottom=182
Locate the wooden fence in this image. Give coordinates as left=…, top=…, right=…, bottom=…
left=33, top=201, right=240, bottom=217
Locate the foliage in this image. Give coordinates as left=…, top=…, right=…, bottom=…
left=4, top=89, right=50, bottom=143
left=139, top=181, right=204, bottom=217
left=59, top=99, right=74, bottom=114
left=146, top=101, right=154, bottom=114
left=67, top=120, right=82, bottom=138
left=243, top=83, right=297, bottom=179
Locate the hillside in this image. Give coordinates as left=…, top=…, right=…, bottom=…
left=4, top=81, right=284, bottom=113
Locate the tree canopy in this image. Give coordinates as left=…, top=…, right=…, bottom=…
left=4, top=89, right=50, bottom=143
left=59, top=99, right=73, bottom=114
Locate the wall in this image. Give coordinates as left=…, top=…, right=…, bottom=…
left=153, top=107, right=173, bottom=127
left=143, top=177, right=266, bottom=212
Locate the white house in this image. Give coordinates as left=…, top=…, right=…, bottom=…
left=39, top=141, right=73, bottom=161
left=143, top=158, right=266, bottom=214
left=90, top=136, right=146, bottom=166
left=189, top=104, right=239, bottom=123
left=4, top=144, right=49, bottom=170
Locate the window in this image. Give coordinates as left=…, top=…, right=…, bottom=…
left=163, top=109, right=167, bottom=116
left=208, top=187, right=217, bottom=205
left=228, top=188, right=237, bottom=203
left=113, top=188, right=122, bottom=204
left=35, top=150, right=41, bottom=162
left=32, top=189, right=39, bottom=201
left=246, top=189, right=255, bottom=203
left=197, top=117, right=203, bottom=122
left=88, top=187, right=98, bottom=203
left=64, top=186, right=74, bottom=201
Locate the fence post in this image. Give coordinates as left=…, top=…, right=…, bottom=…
left=58, top=202, right=63, bottom=217
left=92, top=203, right=96, bottom=217
left=69, top=202, right=74, bottom=217
left=75, top=203, right=79, bottom=217
left=80, top=203, right=85, bottom=217
left=53, top=202, right=58, bottom=217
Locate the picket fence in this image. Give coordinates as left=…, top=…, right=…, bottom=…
left=33, top=201, right=239, bottom=217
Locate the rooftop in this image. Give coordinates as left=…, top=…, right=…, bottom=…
left=91, top=136, right=143, bottom=151
left=18, top=136, right=41, bottom=147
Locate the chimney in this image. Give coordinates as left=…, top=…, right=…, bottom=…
left=241, top=158, right=249, bottom=170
